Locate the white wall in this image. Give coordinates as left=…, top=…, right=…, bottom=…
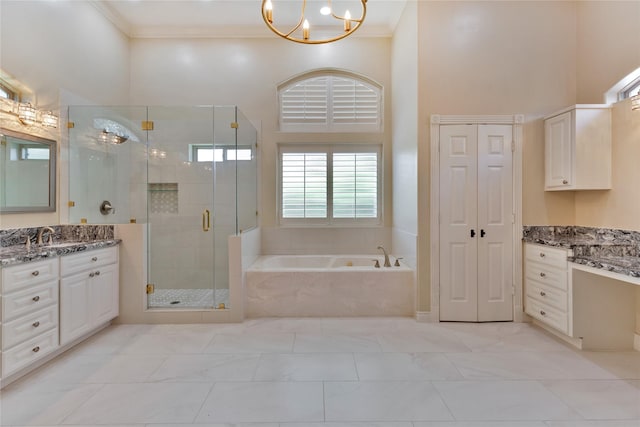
left=391, top=2, right=419, bottom=271
left=0, top=0, right=130, bottom=229
left=129, top=36, right=393, bottom=254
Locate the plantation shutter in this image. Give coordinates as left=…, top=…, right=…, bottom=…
left=281, top=152, right=327, bottom=218
left=332, top=152, right=378, bottom=218
left=279, top=72, right=382, bottom=132
left=331, top=77, right=380, bottom=126
left=280, top=77, right=328, bottom=127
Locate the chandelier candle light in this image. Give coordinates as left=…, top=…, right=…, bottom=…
left=262, top=0, right=367, bottom=44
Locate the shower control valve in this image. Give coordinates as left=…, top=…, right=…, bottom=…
left=100, top=200, right=115, bottom=215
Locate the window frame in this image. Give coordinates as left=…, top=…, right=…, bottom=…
left=278, top=69, right=384, bottom=133
left=277, top=143, right=383, bottom=227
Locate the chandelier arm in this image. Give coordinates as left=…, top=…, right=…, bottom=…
left=330, top=0, right=367, bottom=22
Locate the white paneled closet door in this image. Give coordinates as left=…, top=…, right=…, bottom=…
left=439, top=124, right=513, bottom=322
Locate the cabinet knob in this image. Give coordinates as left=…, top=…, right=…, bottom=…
left=539, top=253, right=546, bottom=258
left=32, top=296, right=40, bottom=302
left=540, top=291, right=546, bottom=297
left=562, top=179, right=568, bottom=185
left=33, top=321, right=40, bottom=328
left=95, top=270, right=100, bottom=276
left=540, top=310, right=546, bottom=316
left=32, top=270, right=40, bottom=276
left=89, top=272, right=95, bottom=278
left=540, top=272, right=546, bottom=278
left=91, top=257, right=98, bottom=262
left=32, top=346, right=40, bottom=353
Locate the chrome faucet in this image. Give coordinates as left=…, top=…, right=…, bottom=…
left=37, top=226, right=55, bottom=245
left=377, top=245, right=391, bottom=267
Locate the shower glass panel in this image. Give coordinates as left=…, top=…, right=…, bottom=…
left=146, top=106, right=219, bottom=309
left=67, top=105, right=257, bottom=312
left=236, top=108, right=258, bottom=233
left=68, top=106, right=148, bottom=224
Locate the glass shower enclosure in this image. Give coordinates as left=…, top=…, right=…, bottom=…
left=68, top=105, right=257, bottom=310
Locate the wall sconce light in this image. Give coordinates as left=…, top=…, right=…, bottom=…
left=631, top=94, right=640, bottom=111
left=0, top=98, right=58, bottom=128
left=18, top=103, right=37, bottom=125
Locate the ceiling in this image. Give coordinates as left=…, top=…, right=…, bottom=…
left=94, top=0, right=407, bottom=39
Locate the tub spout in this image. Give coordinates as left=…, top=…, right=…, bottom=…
left=377, top=245, right=391, bottom=267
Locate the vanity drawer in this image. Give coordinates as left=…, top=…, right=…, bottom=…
left=525, top=244, right=569, bottom=270
left=2, top=328, right=58, bottom=378
left=526, top=262, right=568, bottom=291
left=60, top=246, right=118, bottom=277
left=3, top=305, right=58, bottom=349
left=526, top=298, right=568, bottom=334
left=2, top=279, right=58, bottom=322
left=525, top=279, right=567, bottom=312
left=1, top=259, right=59, bottom=293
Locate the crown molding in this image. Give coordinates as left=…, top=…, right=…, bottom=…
left=90, top=0, right=133, bottom=37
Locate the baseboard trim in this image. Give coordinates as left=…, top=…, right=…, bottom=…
left=416, top=311, right=438, bottom=323
left=634, top=333, right=640, bottom=352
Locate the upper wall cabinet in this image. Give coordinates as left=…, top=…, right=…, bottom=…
left=544, top=105, right=611, bottom=191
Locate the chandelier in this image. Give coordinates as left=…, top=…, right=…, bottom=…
left=262, top=0, right=367, bottom=44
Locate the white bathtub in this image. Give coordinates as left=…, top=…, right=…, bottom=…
left=246, top=255, right=415, bottom=317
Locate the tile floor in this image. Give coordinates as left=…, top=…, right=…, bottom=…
left=1, top=318, right=639, bottom=426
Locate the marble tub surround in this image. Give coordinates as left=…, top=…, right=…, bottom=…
left=0, top=225, right=118, bottom=267
left=523, top=225, right=640, bottom=279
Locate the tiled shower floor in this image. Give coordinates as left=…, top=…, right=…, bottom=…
left=147, top=288, right=230, bottom=308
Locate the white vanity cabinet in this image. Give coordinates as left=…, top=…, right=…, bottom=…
left=544, top=105, right=611, bottom=191
left=524, top=243, right=572, bottom=335
left=60, top=246, right=119, bottom=346
left=1, top=258, right=60, bottom=377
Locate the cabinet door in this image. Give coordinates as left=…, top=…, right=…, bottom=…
left=91, top=263, right=119, bottom=326
left=545, top=111, right=573, bottom=189
left=439, top=124, right=479, bottom=322
left=60, top=273, right=92, bottom=346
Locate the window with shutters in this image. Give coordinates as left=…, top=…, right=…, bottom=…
left=278, top=70, right=383, bottom=133
left=279, top=144, right=382, bottom=226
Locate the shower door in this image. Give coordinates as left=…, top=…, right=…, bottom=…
left=146, top=106, right=219, bottom=309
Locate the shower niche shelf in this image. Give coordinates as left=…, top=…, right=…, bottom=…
left=148, top=183, right=178, bottom=214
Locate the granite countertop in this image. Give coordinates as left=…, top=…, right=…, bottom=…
left=0, top=239, right=121, bottom=268
left=523, top=226, right=640, bottom=280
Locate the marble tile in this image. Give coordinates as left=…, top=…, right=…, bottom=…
left=23, top=354, right=167, bottom=384
left=294, top=333, right=382, bottom=353
left=355, top=353, right=463, bottom=380
left=414, top=423, right=547, bottom=427
left=324, top=381, right=453, bottom=421
left=578, top=351, right=640, bottom=379
left=118, top=331, right=216, bottom=355
left=61, top=383, right=212, bottom=424
left=448, top=326, right=572, bottom=353
left=545, top=421, right=640, bottom=427
left=0, top=382, right=104, bottom=426
left=204, top=333, right=295, bottom=353
left=144, top=424, right=278, bottom=427
left=242, top=317, right=324, bottom=334
left=447, top=351, right=617, bottom=380
left=148, top=354, right=260, bottom=382
left=542, top=380, right=640, bottom=420
left=432, top=380, right=579, bottom=420
left=322, top=317, right=405, bottom=334
left=285, top=423, right=412, bottom=427
left=376, top=330, right=470, bottom=353
left=68, top=325, right=150, bottom=355
left=254, top=353, right=358, bottom=381
left=195, top=382, right=324, bottom=423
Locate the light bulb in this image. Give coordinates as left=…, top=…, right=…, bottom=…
left=320, top=6, right=331, bottom=15
left=344, top=10, right=352, bottom=31
left=265, top=0, right=273, bottom=23
left=302, top=19, right=310, bottom=40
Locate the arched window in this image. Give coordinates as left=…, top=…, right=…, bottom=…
left=278, top=69, right=383, bottom=133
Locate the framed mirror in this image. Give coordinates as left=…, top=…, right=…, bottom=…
left=0, top=128, right=56, bottom=213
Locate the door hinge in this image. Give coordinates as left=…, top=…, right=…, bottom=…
left=511, top=141, right=515, bottom=152
left=67, top=121, right=75, bottom=129
left=512, top=285, right=516, bottom=295
left=142, top=121, right=154, bottom=131
left=68, top=201, right=75, bottom=207
left=146, top=284, right=155, bottom=294
left=230, top=122, right=239, bottom=129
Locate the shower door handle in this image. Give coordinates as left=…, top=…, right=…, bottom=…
left=203, top=209, right=211, bottom=232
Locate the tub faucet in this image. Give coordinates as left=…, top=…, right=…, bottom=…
left=37, top=226, right=55, bottom=245
left=377, top=245, right=391, bottom=267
